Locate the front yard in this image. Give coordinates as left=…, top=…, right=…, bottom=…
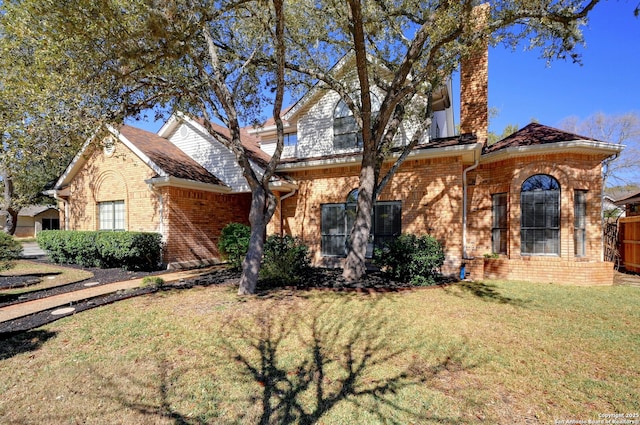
left=0, top=278, right=638, bottom=424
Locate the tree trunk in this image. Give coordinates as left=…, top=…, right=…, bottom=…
left=238, top=186, right=269, bottom=295
left=1, top=172, right=18, bottom=235
left=342, top=152, right=377, bottom=281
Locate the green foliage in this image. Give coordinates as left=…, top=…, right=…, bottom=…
left=37, top=230, right=162, bottom=271
left=0, top=232, right=23, bottom=271
left=259, top=234, right=310, bottom=287
left=374, top=234, right=445, bottom=286
left=141, top=276, right=165, bottom=287
left=218, top=223, right=251, bottom=271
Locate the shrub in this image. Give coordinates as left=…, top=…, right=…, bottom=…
left=0, top=232, right=23, bottom=271
left=218, top=223, right=251, bottom=270
left=374, top=233, right=445, bottom=286
left=37, top=230, right=162, bottom=270
left=141, top=276, right=165, bottom=287
left=260, top=234, right=310, bottom=287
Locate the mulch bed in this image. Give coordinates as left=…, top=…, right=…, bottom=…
left=1, top=261, right=450, bottom=335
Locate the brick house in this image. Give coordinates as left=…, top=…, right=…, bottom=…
left=47, top=50, right=622, bottom=284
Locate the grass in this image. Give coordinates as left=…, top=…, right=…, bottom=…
left=0, top=260, right=94, bottom=295
left=0, top=279, right=638, bottom=424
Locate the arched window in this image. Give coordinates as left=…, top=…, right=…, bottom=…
left=333, top=93, right=380, bottom=150
left=521, top=174, right=560, bottom=255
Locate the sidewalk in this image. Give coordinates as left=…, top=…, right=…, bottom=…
left=0, top=268, right=211, bottom=323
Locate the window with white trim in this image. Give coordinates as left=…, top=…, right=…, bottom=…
left=520, top=175, right=560, bottom=255
left=332, top=93, right=381, bottom=150
left=99, top=201, right=125, bottom=231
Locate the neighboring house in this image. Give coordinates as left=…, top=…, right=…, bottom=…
left=613, top=191, right=640, bottom=217
left=46, top=44, right=623, bottom=284
left=0, top=205, right=59, bottom=238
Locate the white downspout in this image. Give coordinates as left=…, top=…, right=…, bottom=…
left=462, top=149, right=480, bottom=260
left=279, top=188, right=297, bottom=236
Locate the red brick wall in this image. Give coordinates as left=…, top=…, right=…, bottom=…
left=270, top=156, right=465, bottom=275
left=162, top=187, right=251, bottom=268
left=467, top=153, right=605, bottom=263
left=63, top=136, right=251, bottom=269
left=65, top=139, right=160, bottom=232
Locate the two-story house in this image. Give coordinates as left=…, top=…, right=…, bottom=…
left=46, top=48, right=622, bottom=285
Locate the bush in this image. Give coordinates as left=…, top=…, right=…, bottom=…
left=0, top=232, right=23, bottom=271
left=218, top=223, right=251, bottom=270
left=37, top=230, right=162, bottom=270
left=374, top=233, right=445, bottom=286
left=260, top=234, right=310, bottom=287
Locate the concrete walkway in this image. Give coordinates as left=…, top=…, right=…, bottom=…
left=0, top=268, right=212, bottom=323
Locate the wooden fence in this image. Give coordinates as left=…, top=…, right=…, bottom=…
left=619, top=216, right=640, bottom=273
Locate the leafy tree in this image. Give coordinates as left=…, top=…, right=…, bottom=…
left=560, top=112, right=640, bottom=186
left=274, top=0, right=601, bottom=280
left=487, top=123, right=520, bottom=146
left=2, top=0, right=288, bottom=294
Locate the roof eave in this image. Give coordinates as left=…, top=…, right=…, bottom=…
left=482, top=140, right=623, bottom=164
left=276, top=142, right=482, bottom=172
left=145, top=176, right=232, bottom=194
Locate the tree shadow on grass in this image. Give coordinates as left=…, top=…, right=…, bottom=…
left=0, top=329, right=57, bottom=360
left=221, top=294, right=481, bottom=424
left=449, top=281, right=530, bottom=307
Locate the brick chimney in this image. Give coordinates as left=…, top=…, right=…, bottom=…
left=459, top=3, right=489, bottom=146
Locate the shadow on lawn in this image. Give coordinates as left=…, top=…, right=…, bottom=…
left=219, top=295, right=479, bottom=424
left=0, top=329, right=57, bottom=360
left=451, top=281, right=529, bottom=306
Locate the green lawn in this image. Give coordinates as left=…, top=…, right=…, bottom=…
left=0, top=279, right=638, bottom=424
left=0, top=260, right=93, bottom=295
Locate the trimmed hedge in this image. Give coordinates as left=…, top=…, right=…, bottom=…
left=37, top=230, right=162, bottom=271
left=0, top=232, right=23, bottom=271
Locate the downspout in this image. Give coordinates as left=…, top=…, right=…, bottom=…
left=279, top=188, right=297, bottom=236
left=462, top=149, right=480, bottom=260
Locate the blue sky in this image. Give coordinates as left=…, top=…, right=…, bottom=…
left=133, top=1, right=640, bottom=136
left=482, top=0, right=640, bottom=133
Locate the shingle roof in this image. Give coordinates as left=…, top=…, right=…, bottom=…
left=484, top=122, right=602, bottom=154
left=18, top=205, right=57, bottom=217
left=118, top=125, right=227, bottom=187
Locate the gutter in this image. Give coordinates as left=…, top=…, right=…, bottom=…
left=462, top=149, right=480, bottom=260
left=43, top=189, right=69, bottom=230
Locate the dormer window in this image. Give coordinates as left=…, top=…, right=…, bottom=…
left=333, top=93, right=380, bottom=150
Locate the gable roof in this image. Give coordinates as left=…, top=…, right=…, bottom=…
left=117, top=125, right=226, bottom=187
left=482, top=122, right=623, bottom=161
left=18, top=205, right=58, bottom=217
left=158, top=112, right=272, bottom=169
left=53, top=124, right=228, bottom=191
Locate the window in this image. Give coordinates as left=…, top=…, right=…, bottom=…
left=520, top=175, right=560, bottom=255
left=42, top=218, right=60, bottom=231
left=492, top=193, right=507, bottom=254
left=333, top=93, right=380, bottom=150
left=284, top=133, right=297, bottom=146
left=574, top=190, right=587, bottom=257
left=99, top=201, right=125, bottom=231
left=321, top=189, right=401, bottom=257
